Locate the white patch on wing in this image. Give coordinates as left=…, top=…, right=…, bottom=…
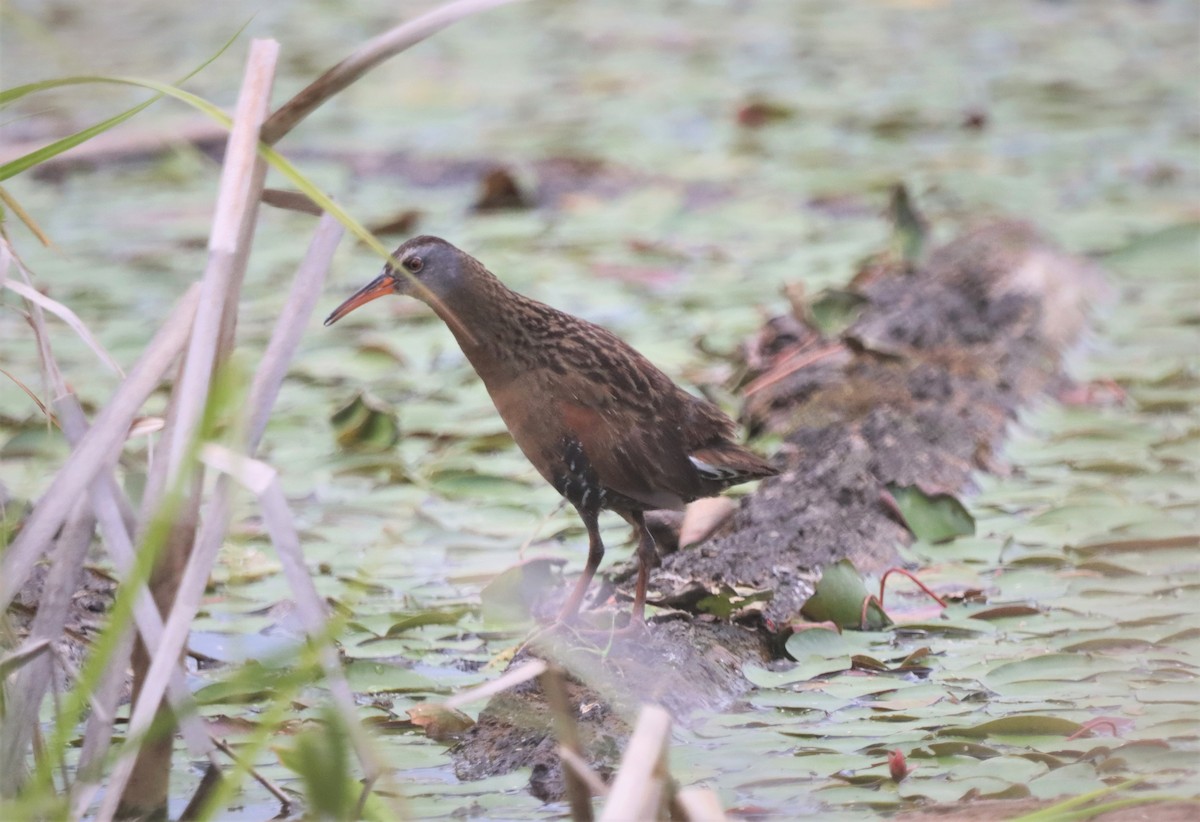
left=689, top=455, right=739, bottom=481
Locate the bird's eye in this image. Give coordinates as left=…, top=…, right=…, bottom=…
left=405, top=256, right=424, bottom=273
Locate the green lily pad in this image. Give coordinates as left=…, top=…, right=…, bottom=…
left=944, top=716, right=1083, bottom=740
left=330, top=391, right=401, bottom=451
left=888, top=485, right=976, bottom=544
left=800, top=559, right=892, bottom=630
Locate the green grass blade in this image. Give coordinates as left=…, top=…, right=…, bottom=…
left=1012, top=779, right=1145, bottom=822
left=2, top=73, right=396, bottom=265
left=0, top=19, right=249, bottom=182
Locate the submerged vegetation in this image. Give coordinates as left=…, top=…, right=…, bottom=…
left=1, top=0, right=1198, bottom=819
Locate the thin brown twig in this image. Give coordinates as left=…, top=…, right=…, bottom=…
left=0, top=365, right=56, bottom=424
left=0, top=237, right=66, bottom=421
left=353, top=772, right=380, bottom=820
left=542, top=666, right=595, bottom=822
left=179, top=764, right=224, bottom=821
left=210, top=737, right=292, bottom=812
left=742, top=342, right=846, bottom=397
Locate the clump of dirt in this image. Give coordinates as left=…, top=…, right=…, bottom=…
left=452, top=219, right=1105, bottom=800
left=652, top=427, right=908, bottom=622
left=452, top=619, right=769, bottom=798
left=661, top=221, right=1103, bottom=625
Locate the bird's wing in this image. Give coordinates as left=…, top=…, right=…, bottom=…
left=553, top=372, right=702, bottom=511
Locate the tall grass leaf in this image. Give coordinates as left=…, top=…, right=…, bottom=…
left=0, top=19, right=250, bottom=182
left=0, top=185, right=52, bottom=245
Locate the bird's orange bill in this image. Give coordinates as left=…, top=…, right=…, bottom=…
left=324, top=272, right=396, bottom=326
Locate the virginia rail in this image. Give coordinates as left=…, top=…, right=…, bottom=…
left=326, top=236, right=777, bottom=624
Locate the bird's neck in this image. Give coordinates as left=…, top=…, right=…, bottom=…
left=427, top=271, right=549, bottom=384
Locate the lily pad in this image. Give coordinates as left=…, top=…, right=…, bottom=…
left=800, top=559, right=892, bottom=630
left=330, top=391, right=401, bottom=451
left=888, top=484, right=976, bottom=544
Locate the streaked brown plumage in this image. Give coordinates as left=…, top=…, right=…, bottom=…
left=326, top=236, right=777, bottom=623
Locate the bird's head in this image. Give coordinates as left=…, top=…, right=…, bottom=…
left=324, top=235, right=470, bottom=326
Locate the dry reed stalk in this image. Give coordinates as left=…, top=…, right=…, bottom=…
left=0, top=236, right=211, bottom=807
left=542, top=666, right=595, bottom=822
left=260, top=0, right=527, bottom=145
left=0, top=639, right=52, bottom=678
left=2, top=278, right=124, bottom=377
left=97, top=39, right=280, bottom=822
left=160, top=48, right=278, bottom=482
left=199, top=445, right=399, bottom=812
left=599, top=705, right=673, bottom=822
left=444, top=659, right=549, bottom=709
left=20, top=288, right=215, bottom=810
left=0, top=500, right=95, bottom=794
left=558, top=746, right=610, bottom=798
left=70, top=629, right=134, bottom=817
left=674, top=787, right=729, bottom=822
left=54, top=395, right=216, bottom=740
left=183, top=213, right=400, bottom=805
left=0, top=284, right=202, bottom=612
left=245, top=211, right=343, bottom=446
left=0, top=239, right=65, bottom=400
left=0, top=245, right=212, bottom=803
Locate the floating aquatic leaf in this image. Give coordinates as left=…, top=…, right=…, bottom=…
left=404, top=702, right=476, bottom=742
left=330, top=391, right=401, bottom=451
left=809, top=289, right=868, bottom=336
left=945, top=716, right=1083, bottom=740
left=342, top=659, right=440, bottom=695
left=695, top=585, right=773, bottom=619
left=912, top=742, right=1002, bottom=760
left=385, top=607, right=470, bottom=636
left=479, top=558, right=562, bottom=628
left=969, top=604, right=1041, bottom=621
left=891, top=619, right=990, bottom=638
left=774, top=629, right=853, bottom=678
left=887, top=484, right=975, bottom=544
left=800, top=559, right=892, bottom=630
left=984, top=653, right=1127, bottom=687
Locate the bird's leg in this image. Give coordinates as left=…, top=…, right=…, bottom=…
left=627, top=510, right=656, bottom=623
left=556, top=508, right=605, bottom=621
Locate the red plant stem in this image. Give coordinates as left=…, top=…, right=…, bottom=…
left=860, top=595, right=883, bottom=630
left=1066, top=719, right=1122, bottom=741
left=879, top=568, right=948, bottom=609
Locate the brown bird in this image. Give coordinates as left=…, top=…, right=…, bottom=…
left=326, top=236, right=777, bottom=624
